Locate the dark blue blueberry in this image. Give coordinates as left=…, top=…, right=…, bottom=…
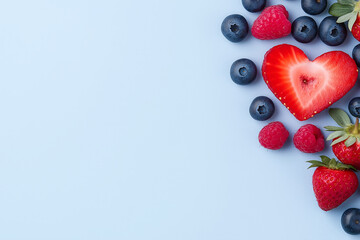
left=249, top=96, right=275, bottom=121
left=291, top=16, right=318, bottom=43
left=221, top=14, right=249, bottom=43
left=319, top=16, right=347, bottom=46
left=349, top=97, right=360, bottom=118
left=242, top=0, right=266, bottom=12
left=342, top=208, right=360, bottom=235
left=230, top=59, right=257, bottom=85
left=352, top=44, right=360, bottom=67
left=301, top=0, right=327, bottom=15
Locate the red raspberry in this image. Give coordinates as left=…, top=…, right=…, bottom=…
left=258, top=121, right=289, bottom=150
left=251, top=5, right=291, bottom=40
left=293, top=124, right=324, bottom=153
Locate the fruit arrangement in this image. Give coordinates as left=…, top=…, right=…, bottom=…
left=222, top=0, right=360, bottom=235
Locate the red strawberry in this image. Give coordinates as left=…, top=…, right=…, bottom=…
left=325, top=108, right=360, bottom=169
left=351, top=16, right=360, bottom=41
left=332, top=141, right=360, bottom=169
left=262, top=44, right=358, bottom=121
left=251, top=5, right=291, bottom=40
left=329, top=0, right=360, bottom=41
left=308, top=156, right=358, bottom=211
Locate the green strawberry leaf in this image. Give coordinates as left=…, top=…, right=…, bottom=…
left=330, top=135, right=349, bottom=146
left=329, top=108, right=352, bottom=127
left=329, top=3, right=354, bottom=16
left=307, top=160, right=325, bottom=169
left=324, top=126, right=345, bottom=131
left=338, top=0, right=356, bottom=6
left=337, top=11, right=356, bottom=23
left=307, top=156, right=358, bottom=171
left=329, top=157, right=337, bottom=167
left=307, top=160, right=320, bottom=164
left=345, top=136, right=357, bottom=147
left=320, top=155, right=331, bottom=165
left=348, top=12, right=358, bottom=30
left=327, top=131, right=345, bottom=140
left=336, top=161, right=358, bottom=171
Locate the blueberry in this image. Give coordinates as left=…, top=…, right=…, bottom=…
left=342, top=208, right=360, bottom=235
left=291, top=16, right=318, bottom=43
left=249, top=96, right=275, bottom=121
left=349, top=97, right=360, bottom=118
left=242, top=0, right=266, bottom=12
left=319, top=16, right=347, bottom=46
left=301, top=0, right=327, bottom=15
left=221, top=14, right=249, bottom=43
left=230, top=59, right=257, bottom=85
left=352, top=44, right=360, bottom=67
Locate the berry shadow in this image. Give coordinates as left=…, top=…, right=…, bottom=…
left=281, top=133, right=293, bottom=150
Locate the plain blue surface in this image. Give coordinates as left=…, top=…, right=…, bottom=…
left=1, top=0, right=360, bottom=239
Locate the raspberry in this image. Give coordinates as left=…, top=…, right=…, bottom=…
left=251, top=5, right=291, bottom=40
left=293, top=124, right=324, bottom=153
left=258, top=121, right=289, bottom=150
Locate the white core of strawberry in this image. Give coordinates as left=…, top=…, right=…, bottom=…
left=289, top=62, right=329, bottom=108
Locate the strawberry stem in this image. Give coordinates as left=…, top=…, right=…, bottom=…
left=353, top=118, right=359, bottom=135
left=355, top=2, right=360, bottom=12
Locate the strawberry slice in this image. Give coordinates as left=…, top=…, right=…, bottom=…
left=262, top=44, right=358, bottom=121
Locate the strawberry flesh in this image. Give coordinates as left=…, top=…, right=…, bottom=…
left=262, top=44, right=358, bottom=121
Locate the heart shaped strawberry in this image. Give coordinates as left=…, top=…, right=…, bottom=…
left=262, top=44, right=358, bottom=121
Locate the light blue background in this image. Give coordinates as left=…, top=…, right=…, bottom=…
left=1, top=0, right=360, bottom=239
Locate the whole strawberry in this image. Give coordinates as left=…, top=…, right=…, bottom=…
left=251, top=5, right=291, bottom=40
left=308, top=156, right=358, bottom=211
left=352, top=17, right=360, bottom=41
left=329, top=0, right=360, bottom=41
left=325, top=108, right=360, bottom=169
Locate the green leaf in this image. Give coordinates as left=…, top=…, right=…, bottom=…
left=307, top=160, right=320, bottom=164
left=348, top=165, right=357, bottom=171
left=337, top=162, right=358, bottom=171
left=331, top=135, right=349, bottom=146
left=307, top=157, right=357, bottom=171
left=338, top=0, right=356, bottom=6
left=329, top=158, right=338, bottom=169
left=320, top=155, right=331, bottom=165
left=326, top=131, right=345, bottom=140
left=306, top=160, right=325, bottom=169
left=345, top=136, right=357, bottom=147
left=337, top=11, right=356, bottom=23
left=329, top=3, right=354, bottom=16
left=348, top=12, right=358, bottom=30
left=324, top=126, right=345, bottom=131
left=329, top=108, right=352, bottom=127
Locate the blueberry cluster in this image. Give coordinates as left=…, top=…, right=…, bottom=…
left=221, top=0, right=349, bottom=46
